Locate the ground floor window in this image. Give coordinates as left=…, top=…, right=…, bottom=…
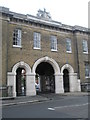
left=85, top=62, right=90, bottom=78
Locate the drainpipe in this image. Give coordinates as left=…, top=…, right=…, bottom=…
left=88, top=2, right=90, bottom=83
left=0, top=10, right=2, bottom=98
left=6, top=17, right=10, bottom=87
left=74, top=31, right=80, bottom=79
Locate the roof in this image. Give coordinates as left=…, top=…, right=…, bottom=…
left=0, top=6, right=88, bottom=33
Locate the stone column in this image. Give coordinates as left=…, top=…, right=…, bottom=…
left=7, top=72, right=16, bottom=97
left=77, top=79, right=81, bottom=92
left=26, top=73, right=36, bottom=96
left=55, top=73, right=64, bottom=94
left=69, top=73, right=81, bottom=92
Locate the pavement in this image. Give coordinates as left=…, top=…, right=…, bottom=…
left=1, top=92, right=89, bottom=106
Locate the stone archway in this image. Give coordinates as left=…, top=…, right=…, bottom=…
left=61, top=64, right=81, bottom=92
left=7, top=61, right=36, bottom=97
left=12, top=61, right=31, bottom=74
left=32, top=56, right=64, bottom=94
left=35, top=62, right=55, bottom=93
left=32, top=56, right=60, bottom=74
left=61, top=64, right=74, bottom=74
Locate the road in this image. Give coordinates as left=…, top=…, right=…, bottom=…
left=2, top=95, right=89, bottom=119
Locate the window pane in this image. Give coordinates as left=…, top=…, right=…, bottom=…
left=83, top=40, right=88, bottom=53
left=85, top=63, right=90, bottom=77
left=34, top=32, right=41, bottom=49
left=51, top=35, right=57, bottom=50
left=66, top=39, right=72, bottom=52
left=13, top=29, right=21, bottom=46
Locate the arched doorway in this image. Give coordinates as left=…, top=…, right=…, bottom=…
left=16, top=68, right=26, bottom=96
left=63, top=69, right=70, bottom=92
left=32, top=56, right=64, bottom=94
left=35, top=62, right=55, bottom=93
left=7, top=61, right=36, bottom=97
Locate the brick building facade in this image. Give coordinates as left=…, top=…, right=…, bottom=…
left=0, top=7, right=90, bottom=97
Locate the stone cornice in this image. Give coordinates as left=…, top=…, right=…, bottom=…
left=0, top=6, right=88, bottom=33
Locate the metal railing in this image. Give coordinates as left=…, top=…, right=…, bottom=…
left=1, top=86, right=13, bottom=97
left=81, top=83, right=90, bottom=92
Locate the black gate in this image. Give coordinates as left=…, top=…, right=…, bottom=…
left=16, top=68, right=26, bottom=96
left=40, top=75, right=55, bottom=93
left=63, top=69, right=70, bottom=92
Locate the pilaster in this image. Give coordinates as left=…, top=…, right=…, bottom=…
left=7, top=72, right=16, bottom=97
left=26, top=73, right=36, bottom=96
left=55, top=73, right=64, bottom=94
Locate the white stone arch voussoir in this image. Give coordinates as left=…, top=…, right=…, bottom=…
left=12, top=61, right=31, bottom=75
left=61, top=64, right=81, bottom=92
left=32, top=56, right=65, bottom=94
left=61, top=64, right=74, bottom=74
left=32, top=56, right=60, bottom=74
left=7, top=61, right=32, bottom=97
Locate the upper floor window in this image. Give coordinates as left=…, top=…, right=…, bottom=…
left=13, top=29, right=22, bottom=47
left=33, top=32, right=41, bottom=49
left=85, top=62, right=90, bottom=78
left=66, top=38, right=72, bottom=53
left=82, top=40, right=88, bottom=54
left=51, top=35, right=57, bottom=51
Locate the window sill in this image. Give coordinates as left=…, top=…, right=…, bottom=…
left=13, top=45, right=22, bottom=48
left=83, top=52, right=88, bottom=54
left=33, top=47, right=41, bottom=50
left=85, top=77, right=90, bottom=79
left=66, top=51, right=72, bottom=53
left=51, top=49, right=57, bottom=52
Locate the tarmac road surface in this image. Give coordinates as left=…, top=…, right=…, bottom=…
left=2, top=95, right=89, bottom=119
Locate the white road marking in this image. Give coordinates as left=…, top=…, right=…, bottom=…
left=48, top=103, right=89, bottom=111
left=54, top=103, right=89, bottom=109
left=48, top=108, right=55, bottom=111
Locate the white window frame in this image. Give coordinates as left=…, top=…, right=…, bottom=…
left=85, top=63, right=90, bottom=78
left=51, top=35, right=57, bottom=51
left=13, top=29, right=22, bottom=48
left=66, top=38, right=72, bottom=53
left=82, top=40, right=88, bottom=54
left=33, top=32, right=41, bottom=49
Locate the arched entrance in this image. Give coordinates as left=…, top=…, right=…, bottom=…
left=32, top=56, right=64, bottom=94
left=16, top=68, right=26, bottom=96
left=7, top=61, right=36, bottom=97
left=63, top=69, right=70, bottom=92
left=35, top=62, right=55, bottom=93
left=61, top=64, right=81, bottom=92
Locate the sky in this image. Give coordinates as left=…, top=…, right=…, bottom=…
left=0, top=0, right=89, bottom=27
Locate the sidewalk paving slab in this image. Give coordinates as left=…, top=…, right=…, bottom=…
left=2, top=95, right=49, bottom=106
